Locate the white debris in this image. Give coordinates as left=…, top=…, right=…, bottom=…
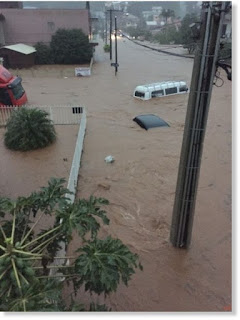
left=105, top=155, right=115, bottom=163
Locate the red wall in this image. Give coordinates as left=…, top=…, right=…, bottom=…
left=0, top=9, right=89, bottom=45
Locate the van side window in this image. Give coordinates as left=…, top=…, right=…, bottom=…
left=179, top=85, right=188, bottom=92
left=135, top=91, right=145, bottom=98
left=165, top=87, right=178, bottom=95
left=152, top=90, right=164, bottom=98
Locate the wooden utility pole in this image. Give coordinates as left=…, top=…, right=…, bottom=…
left=170, top=2, right=230, bottom=248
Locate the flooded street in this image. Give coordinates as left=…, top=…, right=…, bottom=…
left=17, top=37, right=231, bottom=311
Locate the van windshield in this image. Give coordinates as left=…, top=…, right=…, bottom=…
left=135, top=91, right=145, bottom=98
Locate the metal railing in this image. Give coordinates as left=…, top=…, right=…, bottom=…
left=66, top=107, right=86, bottom=202
left=0, top=104, right=87, bottom=272
left=52, top=108, right=87, bottom=272
left=0, top=105, right=84, bottom=126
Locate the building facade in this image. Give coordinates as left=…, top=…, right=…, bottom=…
left=0, top=8, right=90, bottom=46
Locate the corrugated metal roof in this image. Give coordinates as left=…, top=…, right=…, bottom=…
left=1, top=43, right=36, bottom=55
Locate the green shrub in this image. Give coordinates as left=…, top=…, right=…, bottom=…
left=103, top=44, right=110, bottom=52
left=50, top=29, right=93, bottom=64
left=34, top=42, right=54, bottom=64
left=4, top=107, right=56, bottom=151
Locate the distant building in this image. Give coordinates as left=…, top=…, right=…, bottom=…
left=121, top=13, right=139, bottom=28
left=151, top=19, right=182, bottom=35
left=0, top=1, right=23, bottom=9
left=152, top=6, right=162, bottom=16
left=0, top=8, right=90, bottom=46
left=146, top=21, right=158, bottom=29
left=142, top=11, right=153, bottom=20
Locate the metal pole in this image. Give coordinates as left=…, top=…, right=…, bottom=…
left=170, top=1, right=228, bottom=248
left=109, top=9, right=112, bottom=60
left=105, top=11, right=107, bottom=45
left=115, top=16, right=118, bottom=75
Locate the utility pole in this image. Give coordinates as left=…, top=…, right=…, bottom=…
left=105, top=11, right=108, bottom=45
left=106, top=8, right=122, bottom=61
left=170, top=2, right=230, bottom=248
left=109, top=9, right=113, bottom=60
left=115, top=16, right=118, bottom=75
left=111, top=16, right=119, bottom=76
left=86, top=1, right=92, bottom=40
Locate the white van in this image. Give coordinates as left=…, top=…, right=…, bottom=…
left=133, top=81, right=188, bottom=101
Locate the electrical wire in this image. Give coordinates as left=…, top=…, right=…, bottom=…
left=213, top=69, right=224, bottom=87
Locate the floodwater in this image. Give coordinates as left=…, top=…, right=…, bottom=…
left=9, top=37, right=231, bottom=311
left=0, top=125, right=79, bottom=232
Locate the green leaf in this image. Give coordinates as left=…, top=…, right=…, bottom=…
left=56, top=196, right=110, bottom=240
left=74, top=236, right=142, bottom=295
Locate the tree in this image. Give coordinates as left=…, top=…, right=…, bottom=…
left=185, top=1, right=201, bottom=15
left=154, top=26, right=180, bottom=45
left=179, top=13, right=199, bottom=54
left=34, top=42, right=54, bottom=65
left=4, top=107, right=56, bottom=151
left=50, top=29, right=93, bottom=64
left=0, top=178, right=142, bottom=311
left=161, top=9, right=175, bottom=24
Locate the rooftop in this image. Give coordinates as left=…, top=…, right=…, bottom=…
left=1, top=43, right=36, bottom=55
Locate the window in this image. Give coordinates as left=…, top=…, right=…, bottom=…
left=165, top=87, right=177, bottom=95
left=135, top=91, right=145, bottom=98
left=47, top=22, right=55, bottom=32
left=151, top=90, right=164, bottom=98
left=179, top=85, right=188, bottom=92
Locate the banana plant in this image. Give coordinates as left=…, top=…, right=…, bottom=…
left=0, top=178, right=142, bottom=311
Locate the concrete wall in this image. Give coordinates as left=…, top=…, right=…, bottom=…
left=0, top=9, right=89, bottom=45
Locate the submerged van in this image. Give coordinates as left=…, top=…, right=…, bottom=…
left=133, top=81, right=188, bottom=101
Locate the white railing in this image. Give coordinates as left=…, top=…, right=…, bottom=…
left=51, top=108, right=87, bottom=272
left=66, top=108, right=86, bottom=202
left=0, top=105, right=84, bottom=126
left=0, top=104, right=87, bottom=271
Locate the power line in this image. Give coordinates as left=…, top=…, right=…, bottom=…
left=123, top=34, right=194, bottom=60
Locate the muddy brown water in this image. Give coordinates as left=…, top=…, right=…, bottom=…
left=4, top=38, right=231, bottom=311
